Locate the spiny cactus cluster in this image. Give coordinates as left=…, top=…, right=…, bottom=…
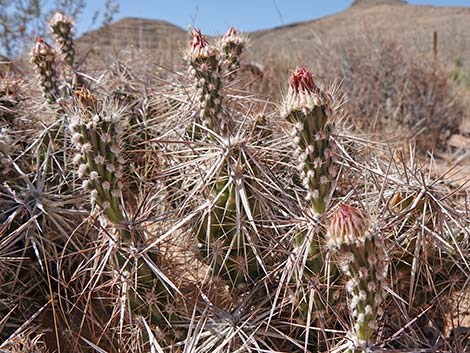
left=282, top=67, right=337, bottom=215
left=327, top=204, right=386, bottom=351
left=49, top=12, right=75, bottom=68
left=31, top=12, right=78, bottom=103
left=31, top=37, right=60, bottom=103
left=187, top=28, right=229, bottom=136
left=177, top=28, right=274, bottom=288
left=0, top=12, right=468, bottom=353
left=69, top=87, right=126, bottom=223
left=220, top=27, right=246, bottom=82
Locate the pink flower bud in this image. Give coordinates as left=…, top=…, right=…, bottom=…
left=328, top=204, right=369, bottom=246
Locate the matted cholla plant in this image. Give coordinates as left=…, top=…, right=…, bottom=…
left=327, top=203, right=387, bottom=352
left=69, top=87, right=126, bottom=223
left=282, top=67, right=337, bottom=215
left=0, top=11, right=468, bottom=353
left=49, top=12, right=75, bottom=68
left=31, top=37, right=60, bottom=103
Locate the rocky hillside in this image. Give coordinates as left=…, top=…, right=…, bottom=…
left=76, top=17, right=187, bottom=67
left=249, top=2, right=470, bottom=68
left=75, top=1, right=470, bottom=70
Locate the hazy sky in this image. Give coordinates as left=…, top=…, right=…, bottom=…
left=79, top=0, right=470, bottom=35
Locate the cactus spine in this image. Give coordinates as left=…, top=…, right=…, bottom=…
left=327, top=204, right=386, bottom=351
left=220, top=27, right=246, bottom=82
left=49, top=12, right=76, bottom=91
left=31, top=37, right=60, bottom=103
left=69, top=88, right=174, bottom=329
left=187, top=28, right=229, bottom=136
left=283, top=67, right=336, bottom=215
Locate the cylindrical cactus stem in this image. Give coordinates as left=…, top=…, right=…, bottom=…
left=186, top=28, right=229, bottom=136
left=70, top=88, right=178, bottom=330
left=282, top=67, right=337, bottom=215
left=70, top=87, right=126, bottom=227
left=49, top=12, right=77, bottom=92
left=49, top=12, right=75, bottom=68
left=220, top=27, right=246, bottom=82
left=327, top=204, right=387, bottom=351
left=31, top=37, right=60, bottom=103
left=196, top=162, right=262, bottom=286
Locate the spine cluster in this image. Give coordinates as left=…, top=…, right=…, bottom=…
left=327, top=204, right=386, bottom=350
left=187, top=28, right=228, bottom=136
left=30, top=37, right=60, bottom=103
left=282, top=67, right=337, bottom=214
left=69, top=87, right=127, bottom=225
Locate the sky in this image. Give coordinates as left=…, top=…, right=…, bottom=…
left=78, top=0, right=470, bottom=36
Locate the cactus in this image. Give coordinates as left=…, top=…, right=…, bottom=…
left=219, top=27, right=246, bottom=82
left=282, top=67, right=337, bottom=215
left=31, top=37, right=60, bottom=103
left=176, top=28, right=267, bottom=287
left=195, top=156, right=264, bottom=287
left=49, top=12, right=77, bottom=92
left=186, top=28, right=230, bottom=137
left=49, top=12, right=75, bottom=69
left=69, top=87, right=126, bottom=224
left=69, top=87, right=178, bottom=333
left=281, top=68, right=340, bottom=333
left=327, top=203, right=386, bottom=351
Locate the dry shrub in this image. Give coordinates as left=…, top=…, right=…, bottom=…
left=338, top=39, right=465, bottom=150
left=248, top=36, right=465, bottom=152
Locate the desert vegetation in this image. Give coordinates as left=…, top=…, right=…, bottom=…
left=0, top=6, right=469, bottom=353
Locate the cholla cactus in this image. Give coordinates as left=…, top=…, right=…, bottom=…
left=0, top=127, right=13, bottom=178
left=187, top=28, right=229, bottom=136
left=282, top=67, right=337, bottom=215
left=327, top=204, right=387, bottom=351
left=0, top=73, right=21, bottom=122
left=69, top=87, right=126, bottom=225
left=220, top=27, right=246, bottom=81
left=196, top=160, right=264, bottom=286
left=31, top=37, right=59, bottom=103
left=49, top=12, right=75, bottom=67
left=69, top=88, right=179, bottom=333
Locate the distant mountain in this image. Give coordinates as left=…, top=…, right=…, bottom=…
left=352, top=0, right=407, bottom=6
left=76, top=18, right=187, bottom=66
left=249, top=3, right=470, bottom=68
left=75, top=2, right=470, bottom=69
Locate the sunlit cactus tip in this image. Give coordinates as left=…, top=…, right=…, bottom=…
left=220, top=26, right=246, bottom=81
left=283, top=66, right=337, bottom=214
left=187, top=28, right=229, bottom=136
left=327, top=203, right=387, bottom=351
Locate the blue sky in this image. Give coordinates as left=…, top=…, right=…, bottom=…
left=78, top=0, right=470, bottom=35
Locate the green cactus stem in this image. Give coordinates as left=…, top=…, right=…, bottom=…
left=187, top=28, right=230, bottom=137
left=69, top=87, right=177, bottom=330
left=49, top=12, right=77, bottom=91
left=31, top=37, right=60, bottom=104
left=196, top=156, right=263, bottom=286
left=327, top=203, right=387, bottom=351
left=282, top=67, right=337, bottom=215
left=220, top=27, right=246, bottom=82
left=49, top=12, right=75, bottom=68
